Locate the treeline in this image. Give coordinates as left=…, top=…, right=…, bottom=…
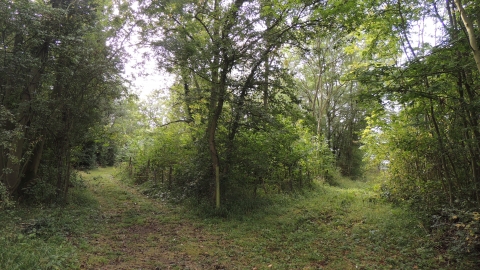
left=359, top=0, right=480, bottom=256
left=122, top=0, right=367, bottom=210
left=2, top=0, right=479, bottom=260
left=122, top=0, right=480, bottom=258
left=124, top=0, right=480, bottom=213
left=0, top=0, right=124, bottom=203
left=361, top=0, right=480, bottom=217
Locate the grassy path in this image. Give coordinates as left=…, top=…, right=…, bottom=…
left=78, top=168, right=220, bottom=269
left=3, top=167, right=464, bottom=269
left=75, top=167, right=459, bottom=270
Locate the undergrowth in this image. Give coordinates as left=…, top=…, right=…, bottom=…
left=2, top=167, right=477, bottom=269
left=179, top=175, right=476, bottom=268
left=0, top=171, right=100, bottom=270
left=132, top=166, right=478, bottom=268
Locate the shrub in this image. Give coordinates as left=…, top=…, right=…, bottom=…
left=0, top=182, right=14, bottom=209
left=431, top=207, right=480, bottom=263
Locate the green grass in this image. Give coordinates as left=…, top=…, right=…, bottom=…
left=0, top=175, right=101, bottom=270
left=1, top=168, right=475, bottom=269
left=185, top=179, right=450, bottom=269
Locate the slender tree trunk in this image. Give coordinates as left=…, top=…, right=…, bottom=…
left=207, top=72, right=227, bottom=207
left=4, top=126, right=26, bottom=194
left=456, top=71, right=480, bottom=204
left=264, top=57, right=269, bottom=107
left=18, top=139, right=44, bottom=194
left=454, top=0, right=480, bottom=74
left=263, top=7, right=271, bottom=108
left=428, top=101, right=454, bottom=205
left=168, top=166, right=172, bottom=189
left=215, top=165, right=220, bottom=208
left=207, top=0, right=221, bottom=208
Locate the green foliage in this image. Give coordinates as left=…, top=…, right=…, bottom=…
left=289, top=31, right=369, bottom=178
left=129, top=108, right=338, bottom=210
left=0, top=0, right=125, bottom=201
left=0, top=236, right=78, bottom=270
left=182, top=176, right=470, bottom=268
left=431, top=208, right=480, bottom=260
left=356, top=0, right=480, bottom=262
left=7, top=165, right=476, bottom=269
left=134, top=0, right=367, bottom=209
left=0, top=176, right=101, bottom=270
left=22, top=178, right=58, bottom=205
left=0, top=181, right=14, bottom=210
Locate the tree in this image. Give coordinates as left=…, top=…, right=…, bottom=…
left=0, top=0, right=124, bottom=201
left=291, top=33, right=367, bottom=177
left=453, top=0, right=480, bottom=73
left=140, top=0, right=337, bottom=207
left=357, top=0, right=480, bottom=208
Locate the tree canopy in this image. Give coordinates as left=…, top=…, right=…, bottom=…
left=0, top=0, right=125, bottom=202
left=2, top=0, right=480, bottom=261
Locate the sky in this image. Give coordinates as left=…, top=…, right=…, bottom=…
left=122, top=43, right=174, bottom=100
left=118, top=0, right=174, bottom=101
left=120, top=3, right=440, bottom=101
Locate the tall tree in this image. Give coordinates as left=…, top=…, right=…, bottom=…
left=141, top=0, right=335, bottom=207
left=0, top=0, right=124, bottom=201
left=453, top=0, right=480, bottom=73
left=358, top=0, right=480, bottom=208
left=292, top=34, right=367, bottom=177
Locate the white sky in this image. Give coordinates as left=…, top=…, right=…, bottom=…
left=122, top=42, right=174, bottom=100
left=119, top=0, right=174, bottom=101
left=120, top=2, right=440, bottom=101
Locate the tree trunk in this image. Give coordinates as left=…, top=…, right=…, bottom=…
left=454, top=0, right=480, bottom=74
left=207, top=76, right=226, bottom=208
left=18, top=139, right=44, bottom=195
left=215, top=165, right=220, bottom=208
left=168, top=166, right=173, bottom=190
left=4, top=129, right=25, bottom=195
left=428, top=101, right=454, bottom=205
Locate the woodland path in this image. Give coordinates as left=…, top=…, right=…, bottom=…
left=76, top=167, right=449, bottom=270
left=78, top=168, right=225, bottom=269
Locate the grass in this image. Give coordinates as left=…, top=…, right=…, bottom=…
left=188, top=182, right=444, bottom=269
left=0, top=173, right=101, bottom=270
left=0, top=167, right=475, bottom=269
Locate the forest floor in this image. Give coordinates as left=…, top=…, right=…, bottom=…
left=0, top=167, right=470, bottom=269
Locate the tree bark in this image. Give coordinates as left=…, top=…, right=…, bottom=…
left=4, top=127, right=26, bottom=194
left=207, top=68, right=227, bottom=208
left=206, top=0, right=247, bottom=208
left=18, top=139, right=44, bottom=195
left=454, top=0, right=480, bottom=74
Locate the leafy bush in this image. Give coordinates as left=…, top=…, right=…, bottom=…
left=22, top=178, right=57, bottom=204
left=431, top=208, right=480, bottom=261
left=22, top=169, right=85, bottom=204
left=0, top=182, right=14, bottom=209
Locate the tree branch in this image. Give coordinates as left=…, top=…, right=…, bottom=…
left=157, top=119, right=192, bottom=128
